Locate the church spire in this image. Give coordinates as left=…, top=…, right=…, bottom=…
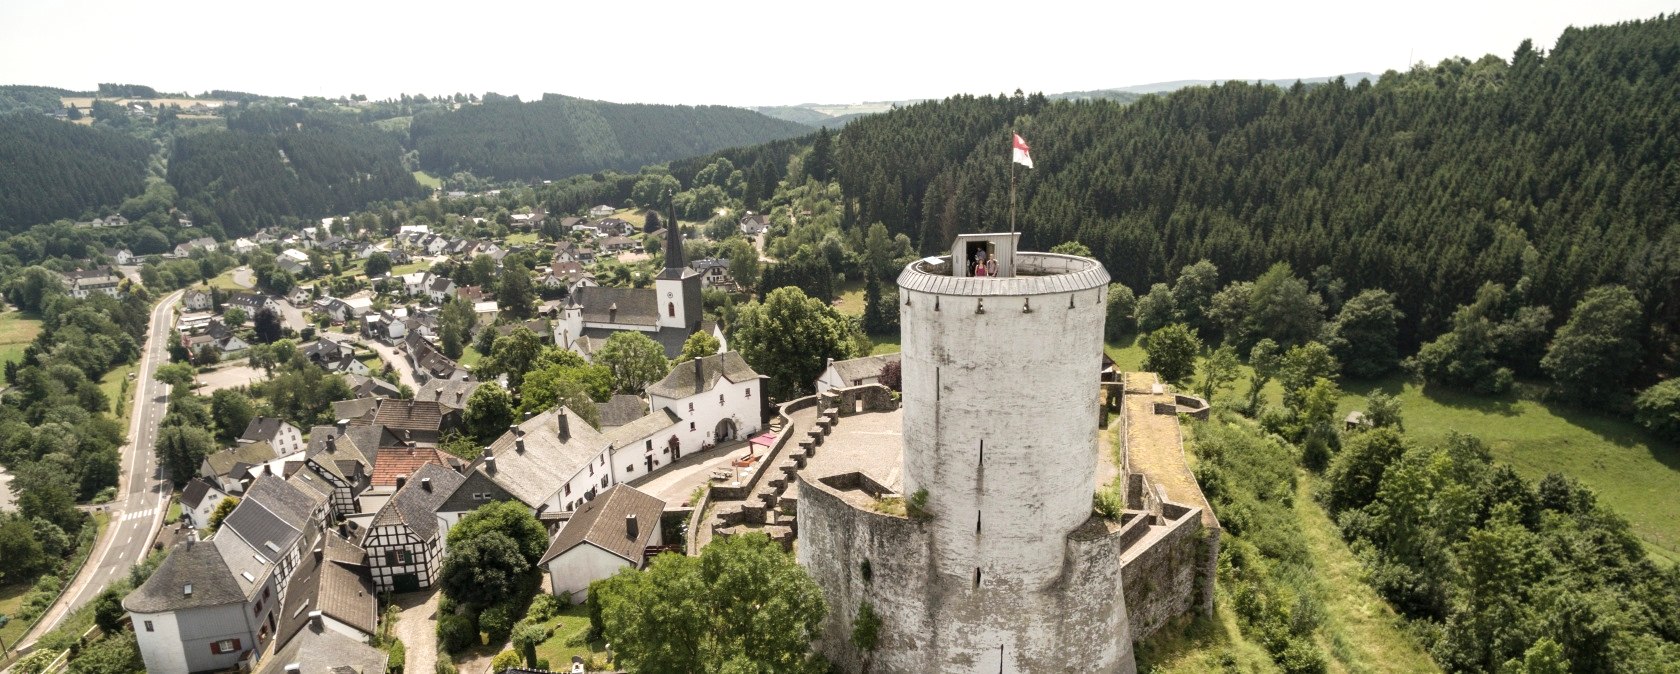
left=663, top=190, right=684, bottom=272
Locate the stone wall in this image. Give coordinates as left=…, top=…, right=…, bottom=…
left=799, top=473, right=1137, bottom=674
left=1119, top=503, right=1210, bottom=642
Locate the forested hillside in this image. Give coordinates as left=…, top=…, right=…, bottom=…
left=168, top=109, right=425, bottom=235
left=825, top=16, right=1680, bottom=371
left=0, top=113, right=151, bottom=230
left=409, top=94, right=812, bottom=181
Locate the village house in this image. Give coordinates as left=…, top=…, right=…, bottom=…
left=539, top=484, right=667, bottom=603
left=739, top=212, right=770, bottom=236
left=360, top=463, right=464, bottom=592
left=690, top=257, right=732, bottom=288
left=814, top=353, right=901, bottom=393
left=645, top=351, right=765, bottom=452
left=225, top=291, right=283, bottom=317
left=183, top=287, right=213, bottom=312
left=207, top=320, right=249, bottom=354
left=232, top=238, right=258, bottom=255
left=278, top=248, right=311, bottom=274
left=104, top=247, right=136, bottom=265
left=61, top=267, right=122, bottom=298
left=599, top=235, right=639, bottom=254
left=125, top=537, right=281, bottom=673
left=180, top=477, right=230, bottom=530
left=589, top=204, right=616, bottom=218
left=201, top=442, right=280, bottom=495
left=240, top=417, right=305, bottom=456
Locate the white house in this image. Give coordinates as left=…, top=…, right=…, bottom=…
left=539, top=484, right=666, bottom=603
left=690, top=258, right=732, bottom=288
left=739, top=212, right=770, bottom=236
left=425, top=276, right=456, bottom=304
left=233, top=238, right=258, bottom=255
left=125, top=537, right=280, bottom=674
left=180, top=477, right=229, bottom=530
left=278, top=248, right=311, bottom=274
left=62, top=268, right=121, bottom=299
left=589, top=204, right=615, bottom=218
left=646, top=351, right=765, bottom=453
left=104, top=247, right=136, bottom=265
left=183, top=288, right=214, bottom=312
left=240, top=417, right=305, bottom=456
left=814, top=353, right=901, bottom=394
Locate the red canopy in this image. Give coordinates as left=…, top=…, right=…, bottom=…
left=749, top=432, right=777, bottom=447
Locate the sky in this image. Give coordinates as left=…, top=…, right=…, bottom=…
left=1, top=0, right=1674, bottom=108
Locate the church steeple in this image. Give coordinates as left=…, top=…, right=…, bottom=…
left=662, top=191, right=684, bottom=273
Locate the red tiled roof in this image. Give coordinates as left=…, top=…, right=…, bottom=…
left=369, top=447, right=452, bottom=488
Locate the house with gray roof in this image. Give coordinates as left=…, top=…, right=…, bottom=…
left=304, top=426, right=378, bottom=516
left=360, top=463, right=464, bottom=592
left=270, top=533, right=378, bottom=652
left=597, top=394, right=650, bottom=429
left=539, top=484, right=666, bottom=603
left=257, top=620, right=387, bottom=674
left=125, top=536, right=281, bottom=674
left=646, top=351, right=767, bottom=455
left=241, top=417, right=305, bottom=456
left=814, top=353, right=901, bottom=394
left=434, top=407, right=610, bottom=535
left=201, top=442, right=280, bottom=494
left=180, top=477, right=229, bottom=530
left=218, top=475, right=327, bottom=597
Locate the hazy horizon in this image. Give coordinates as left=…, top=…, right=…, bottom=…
left=1, top=0, right=1673, bottom=108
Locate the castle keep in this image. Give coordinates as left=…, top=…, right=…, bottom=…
left=790, top=234, right=1219, bottom=673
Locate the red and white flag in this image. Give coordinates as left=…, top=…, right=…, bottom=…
left=1012, top=133, right=1034, bottom=168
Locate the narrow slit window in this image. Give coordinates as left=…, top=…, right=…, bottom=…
left=973, top=567, right=982, bottom=589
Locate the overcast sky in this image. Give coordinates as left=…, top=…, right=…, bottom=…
left=1, top=0, right=1673, bottom=107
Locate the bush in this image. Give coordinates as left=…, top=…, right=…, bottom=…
left=437, top=612, right=479, bottom=653
left=905, top=487, right=931, bottom=521
left=491, top=650, right=522, bottom=671
left=1634, top=379, right=1680, bottom=438
left=479, top=603, right=515, bottom=642
left=525, top=592, right=562, bottom=622
left=385, top=638, right=405, bottom=674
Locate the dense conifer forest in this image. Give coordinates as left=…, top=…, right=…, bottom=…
left=167, top=109, right=427, bottom=235
left=0, top=113, right=151, bottom=229
left=409, top=93, right=812, bottom=181
left=799, top=16, right=1680, bottom=377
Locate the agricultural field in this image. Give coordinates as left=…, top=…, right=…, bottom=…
left=0, top=309, right=42, bottom=368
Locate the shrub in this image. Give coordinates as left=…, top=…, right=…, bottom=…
left=905, top=487, right=931, bottom=521
left=851, top=601, right=881, bottom=652
left=525, top=593, right=562, bottom=622
left=385, top=638, right=406, bottom=674
left=437, top=612, right=478, bottom=653
left=479, top=603, right=515, bottom=642
left=491, top=650, right=522, bottom=672
left=1634, top=379, right=1680, bottom=438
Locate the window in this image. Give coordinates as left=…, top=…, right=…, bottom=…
left=253, top=601, right=263, bottom=617
left=719, top=393, right=725, bottom=405
left=263, top=587, right=271, bottom=600
left=589, top=463, right=594, bottom=476
left=689, top=422, right=696, bottom=431
left=688, top=402, right=694, bottom=413
left=745, top=388, right=751, bottom=398
left=384, top=550, right=396, bottom=565
left=600, top=476, right=609, bottom=489
left=668, top=302, right=675, bottom=317
left=645, top=439, right=652, bottom=451
left=210, top=638, right=241, bottom=654
left=144, top=621, right=153, bottom=632
left=564, top=484, right=571, bottom=496
left=395, top=550, right=411, bottom=565
left=626, top=464, right=635, bottom=474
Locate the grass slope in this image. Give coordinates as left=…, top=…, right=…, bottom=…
left=0, top=309, right=42, bottom=368
left=1106, top=336, right=1680, bottom=565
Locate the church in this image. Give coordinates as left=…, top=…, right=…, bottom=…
left=552, top=217, right=726, bottom=359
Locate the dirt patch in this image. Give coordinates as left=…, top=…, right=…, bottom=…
left=196, top=364, right=265, bottom=394
left=1123, top=372, right=1216, bottom=528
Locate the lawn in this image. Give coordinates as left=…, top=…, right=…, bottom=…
left=506, top=232, right=539, bottom=246
left=459, top=346, right=483, bottom=368
left=98, top=363, right=137, bottom=423
left=1132, top=593, right=1277, bottom=673
left=832, top=280, right=866, bottom=317
left=531, top=604, right=608, bottom=669
left=0, top=310, right=42, bottom=369
left=206, top=269, right=248, bottom=291
left=1111, top=333, right=1680, bottom=566
left=389, top=261, right=430, bottom=276
left=868, top=333, right=900, bottom=355
left=0, top=581, right=30, bottom=653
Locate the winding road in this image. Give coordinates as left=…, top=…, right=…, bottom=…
left=15, top=290, right=181, bottom=652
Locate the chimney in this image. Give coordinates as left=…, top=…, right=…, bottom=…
left=694, top=356, right=704, bottom=385
left=484, top=456, right=497, bottom=473
left=313, top=546, right=322, bottom=559
left=558, top=409, right=570, bottom=442
left=515, top=438, right=526, bottom=454
left=307, top=610, right=323, bottom=627
left=395, top=475, right=407, bottom=490
left=421, top=477, right=432, bottom=492
left=626, top=514, right=639, bottom=540
left=285, top=665, right=301, bottom=674
left=827, top=357, right=834, bottom=369
left=407, top=399, right=414, bottom=410
left=435, top=388, right=443, bottom=401
left=456, top=391, right=464, bottom=405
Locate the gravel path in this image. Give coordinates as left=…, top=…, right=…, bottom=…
left=393, top=589, right=440, bottom=674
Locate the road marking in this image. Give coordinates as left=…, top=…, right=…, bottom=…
left=121, top=507, right=156, bottom=522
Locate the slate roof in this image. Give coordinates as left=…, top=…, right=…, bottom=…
left=181, top=477, right=218, bottom=509
left=435, top=469, right=516, bottom=514
left=571, top=286, right=659, bottom=326
left=123, top=538, right=248, bottom=613
left=603, top=407, right=682, bottom=448
left=346, top=374, right=401, bottom=399
left=417, top=374, right=480, bottom=410
left=240, top=416, right=294, bottom=444
left=305, top=427, right=377, bottom=482
left=366, top=463, right=463, bottom=542
left=468, top=407, right=608, bottom=508
left=243, top=474, right=323, bottom=526
left=539, top=484, right=665, bottom=565
left=204, top=442, right=278, bottom=478
left=597, top=394, right=649, bottom=429
left=373, top=399, right=448, bottom=432
left=828, top=353, right=900, bottom=385
left=646, top=351, right=760, bottom=400
left=286, top=463, right=337, bottom=502
left=274, top=533, right=377, bottom=647
left=258, top=621, right=388, bottom=674
left=332, top=398, right=380, bottom=423
left=221, top=492, right=303, bottom=564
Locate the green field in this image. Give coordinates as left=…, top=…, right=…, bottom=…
left=389, top=261, right=430, bottom=276
left=0, top=310, right=42, bottom=368
left=1107, top=336, right=1680, bottom=565
left=206, top=270, right=249, bottom=291
left=0, top=580, right=30, bottom=653
left=412, top=170, right=441, bottom=188
left=98, top=363, right=137, bottom=424
left=506, top=232, right=539, bottom=246
left=832, top=280, right=866, bottom=316
left=459, top=346, right=483, bottom=368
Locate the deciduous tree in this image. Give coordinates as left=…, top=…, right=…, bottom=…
left=1142, top=323, right=1200, bottom=385
left=733, top=286, right=856, bottom=399
left=595, top=331, right=671, bottom=394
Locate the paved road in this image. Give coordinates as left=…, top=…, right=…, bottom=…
left=17, top=290, right=181, bottom=650
left=331, top=329, right=418, bottom=390
left=231, top=266, right=255, bottom=289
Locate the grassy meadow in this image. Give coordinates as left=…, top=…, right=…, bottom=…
left=0, top=309, right=42, bottom=368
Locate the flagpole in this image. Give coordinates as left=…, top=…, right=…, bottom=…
left=1008, top=129, right=1017, bottom=240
